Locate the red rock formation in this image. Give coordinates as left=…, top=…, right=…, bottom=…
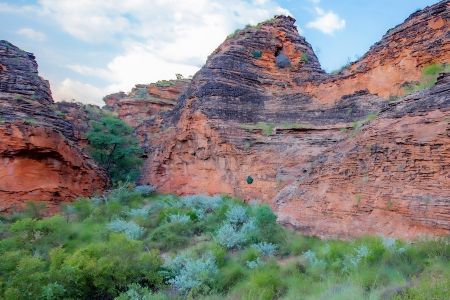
left=0, top=41, right=107, bottom=212
left=303, top=1, right=450, bottom=103
left=276, top=74, right=450, bottom=239
left=104, top=80, right=190, bottom=128
left=133, top=1, right=449, bottom=239
left=54, top=101, right=104, bottom=146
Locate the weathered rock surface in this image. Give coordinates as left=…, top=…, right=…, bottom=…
left=0, top=41, right=52, bottom=105
left=130, top=1, right=450, bottom=239
left=104, top=80, right=190, bottom=127
left=0, top=41, right=107, bottom=212
left=54, top=101, right=104, bottom=144
left=276, top=74, right=450, bottom=239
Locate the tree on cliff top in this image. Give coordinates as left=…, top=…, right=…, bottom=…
left=86, top=116, right=143, bottom=184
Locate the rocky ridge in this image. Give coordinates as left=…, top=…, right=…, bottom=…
left=0, top=40, right=107, bottom=212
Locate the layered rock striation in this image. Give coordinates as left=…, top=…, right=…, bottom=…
left=0, top=41, right=107, bottom=212
left=128, top=1, right=450, bottom=239
left=104, top=80, right=190, bottom=128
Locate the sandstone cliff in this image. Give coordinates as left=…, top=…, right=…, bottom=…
left=124, top=1, right=450, bottom=239
left=0, top=41, right=107, bottom=212
left=104, top=79, right=190, bottom=128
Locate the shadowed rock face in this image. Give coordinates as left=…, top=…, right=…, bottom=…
left=126, top=1, right=450, bottom=239
left=0, top=41, right=52, bottom=105
left=0, top=41, right=107, bottom=213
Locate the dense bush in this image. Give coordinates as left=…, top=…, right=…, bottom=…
left=0, top=188, right=448, bottom=299
left=86, top=116, right=143, bottom=184
left=107, top=219, right=145, bottom=240
left=166, top=253, right=218, bottom=295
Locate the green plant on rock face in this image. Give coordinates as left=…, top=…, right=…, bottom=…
left=351, top=112, right=378, bottom=133
left=252, top=50, right=262, bottom=59
left=227, top=18, right=276, bottom=40
left=241, top=122, right=275, bottom=136
left=86, top=116, right=143, bottom=184
left=354, top=194, right=362, bottom=205
left=155, top=80, right=175, bottom=87
left=23, top=117, right=39, bottom=125
left=300, top=52, right=309, bottom=62
left=404, top=63, right=450, bottom=95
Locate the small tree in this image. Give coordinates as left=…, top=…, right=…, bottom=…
left=86, top=116, right=143, bottom=184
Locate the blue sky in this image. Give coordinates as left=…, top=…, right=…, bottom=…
left=0, top=0, right=438, bottom=105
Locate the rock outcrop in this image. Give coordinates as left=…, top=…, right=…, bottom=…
left=129, top=1, right=449, bottom=239
left=54, top=101, right=104, bottom=144
left=303, top=0, right=450, bottom=102
left=104, top=80, right=190, bottom=128
left=0, top=41, right=107, bottom=212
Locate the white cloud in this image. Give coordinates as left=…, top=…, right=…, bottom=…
left=52, top=78, right=105, bottom=105
left=17, top=28, right=46, bottom=42
left=67, top=65, right=114, bottom=81
left=0, top=3, right=38, bottom=14
left=306, top=7, right=345, bottom=35
left=33, top=0, right=290, bottom=104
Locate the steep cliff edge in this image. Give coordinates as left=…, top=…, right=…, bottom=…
left=130, top=1, right=449, bottom=239
left=304, top=0, right=449, bottom=102
left=0, top=41, right=107, bottom=212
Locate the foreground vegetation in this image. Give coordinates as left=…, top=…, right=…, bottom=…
left=0, top=187, right=448, bottom=299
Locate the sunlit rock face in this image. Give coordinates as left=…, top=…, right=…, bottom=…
left=108, top=1, right=449, bottom=239
left=103, top=80, right=190, bottom=128
left=0, top=40, right=107, bottom=213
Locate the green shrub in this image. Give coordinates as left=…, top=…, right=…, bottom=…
left=253, top=204, right=285, bottom=245
left=51, top=234, right=163, bottom=298
left=3, top=256, right=48, bottom=299
left=404, top=63, right=450, bottom=94
left=155, top=80, right=175, bottom=87
left=107, top=219, right=145, bottom=240
left=147, top=222, right=193, bottom=251
left=393, top=263, right=450, bottom=300
left=215, top=261, right=246, bottom=293
left=235, top=263, right=285, bottom=300
left=71, top=197, right=94, bottom=220
left=86, top=116, right=143, bottom=184
left=215, top=206, right=256, bottom=249
left=0, top=192, right=449, bottom=299
left=166, top=253, right=218, bottom=295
